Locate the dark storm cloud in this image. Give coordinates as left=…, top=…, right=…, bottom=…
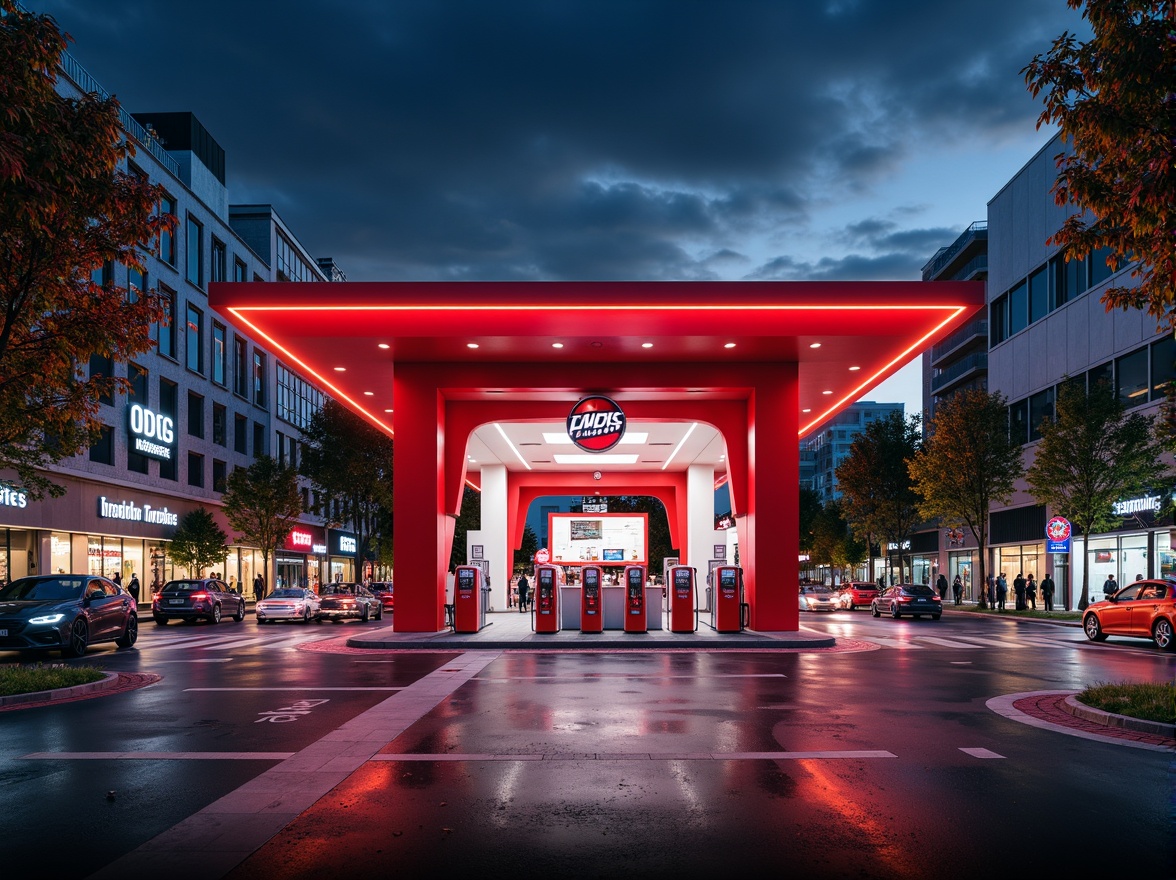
left=30, top=0, right=1085, bottom=281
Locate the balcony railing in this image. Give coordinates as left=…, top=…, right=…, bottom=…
left=931, top=318, right=988, bottom=363
left=931, top=352, right=988, bottom=393
left=922, top=221, right=987, bottom=280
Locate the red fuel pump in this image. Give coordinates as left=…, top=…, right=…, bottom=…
left=580, top=565, right=603, bottom=633
left=711, top=565, right=745, bottom=633
left=533, top=564, right=562, bottom=633
left=453, top=565, right=486, bottom=633
left=623, top=564, right=647, bottom=633
left=668, top=565, right=697, bottom=633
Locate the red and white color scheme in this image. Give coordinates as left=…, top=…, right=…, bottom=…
left=210, top=280, right=983, bottom=634
left=580, top=564, right=603, bottom=633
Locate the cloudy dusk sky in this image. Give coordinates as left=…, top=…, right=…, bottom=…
left=29, top=1, right=1089, bottom=412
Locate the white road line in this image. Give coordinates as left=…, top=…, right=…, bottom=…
left=183, top=687, right=404, bottom=692
left=960, top=747, right=1005, bottom=759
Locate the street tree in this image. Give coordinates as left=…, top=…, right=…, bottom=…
left=1022, top=0, right=1175, bottom=329
left=836, top=411, right=922, bottom=583
left=908, top=389, right=1025, bottom=609
left=798, top=485, right=822, bottom=564
left=1026, top=379, right=1169, bottom=610
left=166, top=508, right=228, bottom=578
left=222, top=456, right=303, bottom=598
left=299, top=399, right=394, bottom=581
left=451, top=485, right=480, bottom=572
left=514, top=524, right=539, bottom=574
left=0, top=1, right=173, bottom=499
left=810, top=499, right=867, bottom=583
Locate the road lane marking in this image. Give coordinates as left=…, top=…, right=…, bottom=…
left=184, top=687, right=404, bottom=692
left=959, top=747, right=1005, bottom=759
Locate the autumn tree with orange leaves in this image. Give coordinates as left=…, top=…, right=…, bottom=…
left=0, top=1, right=173, bottom=499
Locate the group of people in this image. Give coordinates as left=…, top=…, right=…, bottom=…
left=110, top=570, right=141, bottom=604
left=982, top=571, right=1056, bottom=611
left=935, top=573, right=967, bottom=605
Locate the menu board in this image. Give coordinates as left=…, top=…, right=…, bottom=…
left=549, top=513, right=648, bottom=565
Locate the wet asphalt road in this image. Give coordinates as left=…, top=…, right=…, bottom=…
left=1, top=610, right=1172, bottom=880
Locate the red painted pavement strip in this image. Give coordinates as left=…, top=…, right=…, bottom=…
left=0, top=672, right=161, bottom=712
left=1011, top=691, right=1174, bottom=748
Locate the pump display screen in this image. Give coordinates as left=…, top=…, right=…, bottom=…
left=674, top=567, right=692, bottom=597
left=583, top=569, right=599, bottom=590
left=457, top=569, right=476, bottom=594
left=719, top=569, right=737, bottom=596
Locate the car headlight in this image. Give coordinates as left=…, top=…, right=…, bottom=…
left=29, top=612, right=67, bottom=625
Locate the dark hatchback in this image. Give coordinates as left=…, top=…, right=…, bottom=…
left=319, top=582, right=383, bottom=622
left=871, top=583, right=943, bottom=620
left=152, top=578, right=246, bottom=625
left=0, top=574, right=138, bottom=657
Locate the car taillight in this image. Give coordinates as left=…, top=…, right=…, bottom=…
left=190, top=591, right=209, bottom=601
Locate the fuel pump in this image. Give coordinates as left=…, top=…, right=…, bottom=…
left=668, top=564, right=697, bottom=633
left=580, top=564, right=603, bottom=633
left=710, top=564, right=745, bottom=633
left=623, top=564, right=647, bottom=633
left=453, top=564, right=487, bottom=633
left=533, top=564, right=562, bottom=633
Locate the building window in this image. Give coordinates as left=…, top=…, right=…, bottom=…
left=127, top=446, right=149, bottom=474
left=1151, top=337, right=1176, bottom=401
left=213, top=459, right=227, bottom=493
left=1008, top=399, right=1029, bottom=446
left=159, top=379, right=178, bottom=481
left=990, top=295, right=1008, bottom=346
left=275, top=231, right=316, bottom=282
left=89, top=424, right=113, bottom=465
left=1028, top=388, right=1055, bottom=442
left=1089, top=246, right=1113, bottom=287
left=213, top=403, right=227, bottom=446
left=253, top=351, right=267, bottom=407
left=233, top=258, right=247, bottom=282
left=1008, top=280, right=1028, bottom=337
left=233, top=337, right=248, bottom=397
left=211, top=322, right=226, bottom=386
left=276, top=431, right=285, bottom=466
left=185, top=303, right=204, bottom=374
left=1028, top=265, right=1049, bottom=324
left=1089, top=361, right=1113, bottom=393
left=157, top=285, right=176, bottom=359
left=89, top=354, right=114, bottom=406
left=186, top=215, right=203, bottom=288
left=187, top=391, right=204, bottom=439
left=276, top=363, right=324, bottom=430
left=128, top=265, right=146, bottom=303
left=1116, top=348, right=1149, bottom=407
left=158, top=194, right=176, bottom=265
left=187, top=452, right=204, bottom=488
left=1064, top=254, right=1089, bottom=301
left=234, top=413, right=248, bottom=454
left=211, top=238, right=227, bottom=284
left=253, top=421, right=266, bottom=458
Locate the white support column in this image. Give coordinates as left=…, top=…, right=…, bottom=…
left=687, top=464, right=716, bottom=573
left=478, top=463, right=509, bottom=610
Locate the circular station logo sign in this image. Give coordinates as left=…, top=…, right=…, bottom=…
left=1046, top=516, right=1072, bottom=542
left=566, top=396, right=626, bottom=453
left=535, top=548, right=550, bottom=564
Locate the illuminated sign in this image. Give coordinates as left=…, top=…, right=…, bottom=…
left=0, top=485, right=28, bottom=509
left=127, top=403, right=176, bottom=462
left=97, top=495, right=179, bottom=526
left=288, top=530, right=312, bottom=548
left=339, top=535, right=357, bottom=554
left=566, top=396, right=626, bottom=452
left=1112, top=493, right=1162, bottom=516
left=549, top=512, right=647, bottom=565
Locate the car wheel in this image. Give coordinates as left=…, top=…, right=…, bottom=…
left=375, top=604, right=383, bottom=620
left=154, top=615, right=168, bottom=626
left=890, top=603, right=901, bottom=619
left=847, top=602, right=855, bottom=611
left=871, top=603, right=880, bottom=618
left=1083, top=613, right=1107, bottom=642
left=931, top=614, right=941, bottom=621
left=1152, top=618, right=1175, bottom=651
left=115, top=615, right=138, bottom=648
left=302, top=608, right=310, bottom=624
left=233, top=601, right=245, bottom=622
left=361, top=605, right=370, bottom=622
left=210, top=604, right=222, bottom=625
left=62, top=618, right=89, bottom=658
left=255, top=617, right=265, bottom=625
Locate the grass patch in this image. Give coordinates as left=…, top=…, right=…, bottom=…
left=0, top=663, right=106, bottom=697
left=961, top=607, right=1082, bottom=621
left=1078, top=681, right=1176, bottom=725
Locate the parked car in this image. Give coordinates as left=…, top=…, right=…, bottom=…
left=256, top=587, right=321, bottom=624
left=1082, top=578, right=1176, bottom=651
left=838, top=581, right=879, bottom=611
left=318, top=582, right=383, bottom=623
left=871, top=584, right=942, bottom=620
left=0, top=574, right=138, bottom=657
left=799, top=584, right=841, bottom=612
left=368, top=581, right=394, bottom=613
left=152, top=578, right=246, bottom=625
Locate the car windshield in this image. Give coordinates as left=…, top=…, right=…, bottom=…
left=323, top=585, right=355, bottom=596
left=0, top=577, right=85, bottom=601
left=268, top=589, right=303, bottom=599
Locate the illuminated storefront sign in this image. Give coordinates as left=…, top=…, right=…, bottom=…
left=281, top=526, right=327, bottom=555
left=97, top=495, right=179, bottom=526
left=1, top=485, right=28, bottom=508
left=1112, top=493, right=1163, bottom=517
left=127, top=403, right=176, bottom=462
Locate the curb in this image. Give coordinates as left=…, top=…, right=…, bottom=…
left=0, top=671, right=120, bottom=707
left=1062, top=694, right=1176, bottom=738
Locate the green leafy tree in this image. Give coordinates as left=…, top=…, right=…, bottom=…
left=798, top=485, right=822, bottom=559
left=836, top=411, right=922, bottom=584
left=514, top=523, right=539, bottom=574
left=810, top=499, right=867, bottom=582
left=451, top=485, right=480, bottom=572
left=909, top=389, right=1025, bottom=609
left=299, top=399, right=394, bottom=580
left=0, top=1, right=173, bottom=499
left=222, top=456, right=303, bottom=598
left=1022, top=0, right=1175, bottom=329
left=1026, top=380, right=1168, bottom=610
left=166, top=508, right=228, bottom=578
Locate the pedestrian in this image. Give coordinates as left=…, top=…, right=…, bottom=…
left=253, top=574, right=264, bottom=600
left=518, top=572, right=530, bottom=613
left=952, top=574, right=963, bottom=605
left=1134, top=573, right=1144, bottom=581
left=1013, top=572, right=1026, bottom=610
left=996, top=572, right=1008, bottom=611
left=1040, top=572, right=1055, bottom=611
left=985, top=572, right=995, bottom=609
left=936, top=573, right=948, bottom=600
left=111, top=571, right=122, bottom=587
left=128, top=572, right=140, bottom=605
left=1025, top=573, right=1037, bottom=610
left=1101, top=573, right=1117, bottom=599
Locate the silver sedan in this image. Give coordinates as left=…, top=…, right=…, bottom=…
left=255, top=588, right=322, bottom=624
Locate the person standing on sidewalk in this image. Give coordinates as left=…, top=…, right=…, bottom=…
left=996, top=572, right=1008, bottom=610
left=1025, top=573, right=1037, bottom=610
left=517, top=572, right=530, bottom=613
left=1040, top=573, right=1055, bottom=611
left=1102, top=573, right=1117, bottom=599
left=985, top=572, right=995, bottom=609
left=1013, top=572, right=1026, bottom=610
left=128, top=572, right=141, bottom=606
left=952, top=574, right=963, bottom=605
